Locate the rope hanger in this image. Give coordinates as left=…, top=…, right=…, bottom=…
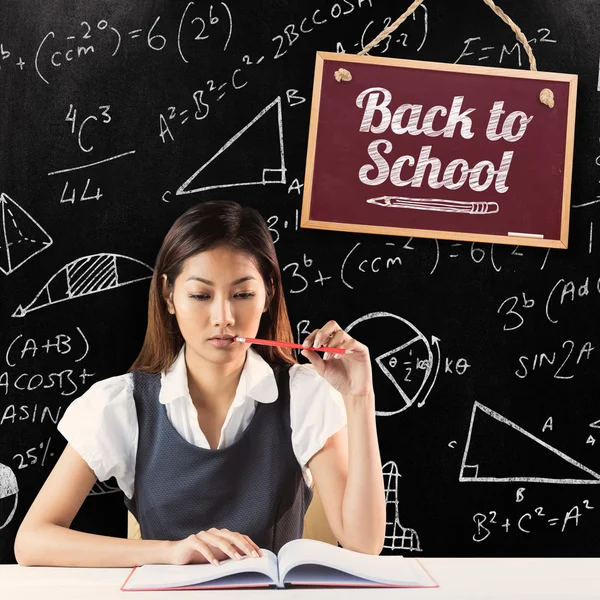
left=334, top=0, right=554, bottom=107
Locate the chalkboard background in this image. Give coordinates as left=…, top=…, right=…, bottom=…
left=1, top=0, right=599, bottom=563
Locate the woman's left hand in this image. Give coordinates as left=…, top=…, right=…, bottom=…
left=300, top=320, right=374, bottom=400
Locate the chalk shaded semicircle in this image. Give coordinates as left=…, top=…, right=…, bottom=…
left=12, top=253, right=153, bottom=317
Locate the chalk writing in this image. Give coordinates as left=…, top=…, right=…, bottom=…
left=12, top=437, right=54, bottom=470
left=472, top=501, right=594, bottom=542
left=346, top=6, right=428, bottom=55
left=515, top=340, right=594, bottom=380
left=5, top=329, right=88, bottom=368
left=455, top=29, right=557, bottom=67
left=357, top=90, right=531, bottom=200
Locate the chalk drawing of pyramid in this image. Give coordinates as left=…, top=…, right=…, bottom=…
left=460, top=402, right=600, bottom=484
left=12, top=253, right=153, bottom=317
left=177, top=96, right=286, bottom=194
left=1, top=193, right=52, bottom=275
left=382, top=460, right=421, bottom=552
left=0, top=462, right=19, bottom=530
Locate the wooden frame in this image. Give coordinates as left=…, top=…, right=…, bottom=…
left=301, top=51, right=578, bottom=249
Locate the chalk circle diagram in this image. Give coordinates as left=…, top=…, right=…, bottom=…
left=176, top=96, right=286, bottom=195
left=461, top=402, right=600, bottom=484
left=12, top=253, right=153, bottom=318
left=1, top=192, right=52, bottom=275
left=383, top=460, right=421, bottom=553
left=0, top=462, right=18, bottom=530
left=345, top=312, right=440, bottom=416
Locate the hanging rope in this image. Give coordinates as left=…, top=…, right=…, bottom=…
left=334, top=0, right=554, bottom=106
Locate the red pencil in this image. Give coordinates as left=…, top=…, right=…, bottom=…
left=234, top=336, right=353, bottom=355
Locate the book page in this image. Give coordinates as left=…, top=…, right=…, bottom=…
left=283, top=564, right=409, bottom=586
left=277, top=539, right=434, bottom=587
left=123, top=550, right=279, bottom=590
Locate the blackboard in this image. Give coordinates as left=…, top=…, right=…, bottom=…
left=1, top=0, right=599, bottom=563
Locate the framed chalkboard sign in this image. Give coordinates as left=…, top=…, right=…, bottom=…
left=301, top=52, right=577, bottom=249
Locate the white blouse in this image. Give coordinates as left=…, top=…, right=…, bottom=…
left=56, top=346, right=347, bottom=499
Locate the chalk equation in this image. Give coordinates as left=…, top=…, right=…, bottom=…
left=498, top=267, right=600, bottom=330
left=336, top=5, right=428, bottom=56
left=0, top=4, right=232, bottom=85
left=472, top=501, right=594, bottom=542
left=455, top=28, right=557, bottom=67
left=5, top=328, right=89, bottom=367
left=1, top=328, right=96, bottom=404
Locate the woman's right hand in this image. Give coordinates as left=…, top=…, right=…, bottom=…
left=166, top=528, right=263, bottom=566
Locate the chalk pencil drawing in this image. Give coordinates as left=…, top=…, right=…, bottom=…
left=367, top=195, right=499, bottom=214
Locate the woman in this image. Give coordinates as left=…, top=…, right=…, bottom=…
left=14, top=200, right=386, bottom=567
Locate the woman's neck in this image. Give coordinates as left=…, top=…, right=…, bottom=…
left=184, top=347, right=246, bottom=411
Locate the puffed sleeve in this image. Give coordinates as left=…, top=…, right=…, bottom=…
left=289, top=363, right=348, bottom=486
left=56, top=373, right=138, bottom=499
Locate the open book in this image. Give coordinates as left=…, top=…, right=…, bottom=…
left=121, top=539, right=437, bottom=591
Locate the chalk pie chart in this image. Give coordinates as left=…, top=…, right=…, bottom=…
left=345, top=312, right=438, bottom=416
left=0, top=463, right=18, bottom=530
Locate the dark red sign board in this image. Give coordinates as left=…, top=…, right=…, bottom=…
left=301, top=52, right=577, bottom=248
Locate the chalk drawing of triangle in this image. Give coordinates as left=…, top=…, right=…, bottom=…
left=12, top=253, right=152, bottom=317
left=1, top=193, right=53, bottom=275
left=176, top=97, right=286, bottom=195
left=460, top=402, right=600, bottom=484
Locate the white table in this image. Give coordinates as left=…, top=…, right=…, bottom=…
left=2, top=558, right=599, bottom=599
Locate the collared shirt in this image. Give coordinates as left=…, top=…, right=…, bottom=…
left=57, top=346, right=347, bottom=500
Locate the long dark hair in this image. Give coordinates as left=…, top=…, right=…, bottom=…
left=129, top=201, right=297, bottom=373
